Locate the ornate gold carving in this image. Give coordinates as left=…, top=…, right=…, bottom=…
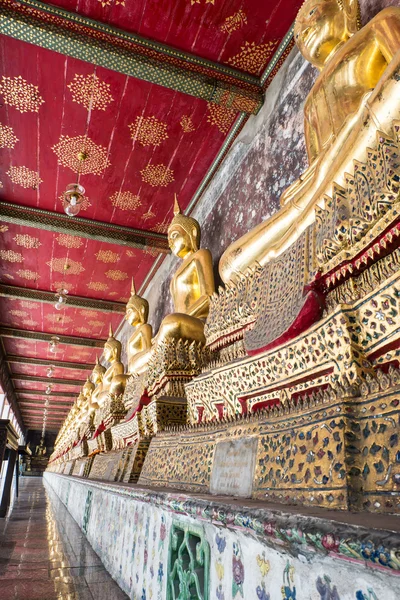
left=0, top=124, right=19, bottom=148
left=55, top=234, right=83, bottom=249
left=141, top=209, right=156, bottom=222
left=0, top=76, right=44, bottom=113
left=140, top=164, right=174, bottom=187
left=128, top=116, right=168, bottom=147
left=95, top=250, right=119, bottom=263
left=0, top=250, right=23, bottom=263
left=47, top=258, right=85, bottom=276
left=180, top=115, right=195, bottom=133
left=226, top=41, right=277, bottom=75
left=67, top=73, right=114, bottom=111
left=220, top=10, right=247, bottom=34
left=109, top=191, right=141, bottom=211
left=13, top=234, right=41, bottom=249
left=52, top=135, right=111, bottom=175
left=87, top=281, right=108, bottom=292
left=0, top=224, right=8, bottom=233
left=6, top=166, right=42, bottom=189
left=207, top=102, right=236, bottom=134
left=105, top=270, right=128, bottom=281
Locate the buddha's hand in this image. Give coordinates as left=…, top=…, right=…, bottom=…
left=279, top=157, right=320, bottom=207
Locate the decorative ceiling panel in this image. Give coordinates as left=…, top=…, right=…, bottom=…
left=13, top=380, right=82, bottom=393
left=9, top=363, right=91, bottom=381
left=2, top=338, right=100, bottom=363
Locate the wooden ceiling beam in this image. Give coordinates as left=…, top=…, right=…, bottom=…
left=19, top=399, right=72, bottom=408
left=11, top=374, right=85, bottom=386
left=0, top=326, right=105, bottom=348
left=7, top=355, right=93, bottom=370
left=16, top=390, right=76, bottom=398
left=0, top=284, right=126, bottom=314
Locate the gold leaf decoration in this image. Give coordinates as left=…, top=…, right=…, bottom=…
left=220, top=10, right=247, bottom=34
left=180, top=115, right=195, bottom=133
left=52, top=135, right=110, bottom=175
left=143, top=247, right=159, bottom=257
left=79, top=310, right=99, bottom=318
left=58, top=194, right=91, bottom=212
left=190, top=0, right=214, bottom=4
left=47, top=258, right=85, bottom=275
left=76, top=326, right=91, bottom=334
left=128, top=116, right=168, bottom=147
left=6, top=166, right=42, bottom=189
left=0, top=249, right=24, bottom=262
left=10, top=310, right=28, bottom=318
left=55, top=234, right=83, bottom=249
left=52, top=281, right=73, bottom=292
left=141, top=209, right=156, bottom=222
left=67, top=74, right=114, bottom=111
left=13, top=234, right=41, bottom=249
left=95, top=250, right=119, bottom=263
left=108, top=292, right=118, bottom=296
left=151, top=219, right=169, bottom=234
left=22, top=319, right=38, bottom=327
left=46, top=314, right=73, bottom=324
left=97, top=0, right=125, bottom=7
left=0, top=124, right=19, bottom=148
left=0, top=76, right=44, bottom=113
left=226, top=41, right=277, bottom=75
left=88, top=320, right=104, bottom=328
left=105, top=270, right=128, bottom=281
left=110, top=191, right=141, bottom=211
left=207, top=102, right=236, bottom=134
left=20, top=301, right=37, bottom=309
left=0, top=224, right=9, bottom=233
left=140, top=164, right=174, bottom=187
left=87, top=281, right=109, bottom=291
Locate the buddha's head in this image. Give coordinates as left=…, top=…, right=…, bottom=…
left=126, top=279, right=149, bottom=327
left=90, top=356, right=106, bottom=385
left=168, top=195, right=201, bottom=258
left=294, top=0, right=361, bottom=68
left=76, top=391, right=85, bottom=410
left=104, top=324, right=122, bottom=362
left=82, top=377, right=95, bottom=400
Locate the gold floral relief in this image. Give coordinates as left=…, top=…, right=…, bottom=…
left=55, top=234, right=83, bottom=249
left=109, top=191, right=141, bottom=211
left=10, top=310, right=28, bottom=318
left=95, top=250, right=120, bottom=263
left=67, top=73, right=114, bottom=111
left=0, top=249, right=24, bottom=263
left=128, top=116, right=168, bottom=147
left=88, top=320, right=104, bottom=328
left=86, top=281, right=108, bottom=291
left=207, top=102, right=236, bottom=134
left=140, top=164, right=174, bottom=187
left=0, top=76, right=44, bottom=113
left=0, top=224, right=9, bottom=233
left=220, top=10, right=247, bottom=34
left=6, top=166, right=42, bottom=189
left=15, top=269, right=39, bottom=280
left=180, top=115, right=196, bottom=133
left=141, top=209, right=156, bottom=222
left=52, top=135, right=110, bottom=175
left=47, top=258, right=85, bottom=275
left=105, top=269, right=128, bottom=281
left=13, top=234, right=41, bottom=249
left=58, top=194, right=91, bottom=212
left=226, top=41, right=277, bottom=75
left=0, top=124, right=19, bottom=149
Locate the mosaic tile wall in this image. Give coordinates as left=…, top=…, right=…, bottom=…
left=45, top=472, right=400, bottom=600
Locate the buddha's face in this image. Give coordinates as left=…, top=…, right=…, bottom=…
left=103, top=343, right=114, bottom=362
left=83, top=381, right=94, bottom=398
left=168, top=224, right=192, bottom=258
left=295, top=0, right=347, bottom=68
left=91, top=366, right=104, bottom=385
left=126, top=303, right=143, bottom=327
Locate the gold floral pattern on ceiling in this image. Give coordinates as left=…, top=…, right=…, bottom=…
left=226, top=41, right=278, bottom=75
left=79, top=310, right=99, bottom=318
left=143, top=246, right=159, bottom=257
left=220, top=10, right=247, bottom=34
left=86, top=281, right=109, bottom=291
left=52, top=135, right=111, bottom=175
left=207, top=102, right=236, bottom=134
left=128, top=116, right=168, bottom=147
left=140, top=164, right=174, bottom=187
left=13, top=234, right=41, bottom=249
left=47, top=258, right=85, bottom=275
left=67, top=73, right=114, bottom=111
left=10, top=310, right=28, bottom=318
left=76, top=326, right=91, bottom=334
left=110, top=191, right=141, bottom=211
left=20, top=301, right=37, bottom=309
left=6, top=166, right=42, bottom=189
left=58, top=194, right=91, bottom=212
left=105, top=269, right=128, bottom=281
left=190, top=0, right=214, bottom=4
left=16, top=270, right=39, bottom=281
left=141, top=209, right=156, bottom=221
left=0, top=124, right=19, bottom=149
left=22, top=319, right=38, bottom=327
left=55, top=234, right=83, bottom=249
left=0, top=249, right=24, bottom=263
left=180, top=115, right=195, bottom=133
left=46, top=313, right=73, bottom=324
left=95, top=250, right=119, bottom=263
left=97, top=0, right=125, bottom=8
left=88, top=320, right=104, bottom=328
left=52, top=281, right=74, bottom=292
left=151, top=218, right=170, bottom=234
left=0, top=76, right=44, bottom=113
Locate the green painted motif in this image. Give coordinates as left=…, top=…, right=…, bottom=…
left=82, top=489, right=93, bottom=534
left=167, top=521, right=210, bottom=600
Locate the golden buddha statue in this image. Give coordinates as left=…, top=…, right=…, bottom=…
left=153, top=196, right=215, bottom=346
left=96, top=325, right=128, bottom=406
left=35, top=437, right=46, bottom=457
left=77, top=378, right=95, bottom=425
left=219, top=0, right=400, bottom=283
left=125, top=279, right=153, bottom=377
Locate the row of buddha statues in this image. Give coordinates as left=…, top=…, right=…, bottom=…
left=57, top=0, right=400, bottom=449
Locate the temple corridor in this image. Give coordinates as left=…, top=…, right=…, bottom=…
left=0, top=478, right=128, bottom=600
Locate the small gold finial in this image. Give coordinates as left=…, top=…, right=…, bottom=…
left=173, top=194, right=181, bottom=216
left=95, top=355, right=99, bottom=365
left=131, top=278, right=136, bottom=295
left=109, top=323, right=114, bottom=337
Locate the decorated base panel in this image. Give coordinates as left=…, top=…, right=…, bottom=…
left=44, top=472, right=400, bottom=600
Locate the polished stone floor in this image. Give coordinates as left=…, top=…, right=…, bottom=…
left=0, top=477, right=128, bottom=600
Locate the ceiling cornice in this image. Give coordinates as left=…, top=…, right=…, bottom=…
left=0, top=0, right=263, bottom=114
left=12, top=374, right=85, bottom=385
left=0, top=201, right=169, bottom=252
left=0, top=326, right=105, bottom=347
left=0, top=284, right=126, bottom=314
left=7, top=355, right=93, bottom=370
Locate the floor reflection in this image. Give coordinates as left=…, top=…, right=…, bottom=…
left=0, top=477, right=128, bottom=600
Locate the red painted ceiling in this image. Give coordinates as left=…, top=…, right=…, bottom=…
left=0, top=0, right=302, bottom=432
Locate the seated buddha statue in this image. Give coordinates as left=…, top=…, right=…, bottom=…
left=76, top=378, right=95, bottom=426
left=96, top=325, right=128, bottom=406
left=219, top=0, right=400, bottom=283
left=125, top=279, right=153, bottom=377
left=152, top=195, right=215, bottom=347
left=89, top=357, right=106, bottom=410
